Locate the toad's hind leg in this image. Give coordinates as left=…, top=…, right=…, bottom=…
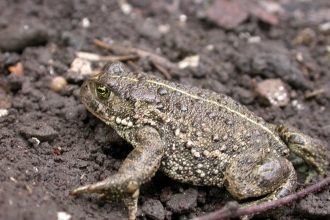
left=224, top=150, right=297, bottom=219
left=70, top=126, right=164, bottom=220
left=276, top=124, right=330, bottom=180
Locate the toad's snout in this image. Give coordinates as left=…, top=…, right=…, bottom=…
left=79, top=80, right=97, bottom=112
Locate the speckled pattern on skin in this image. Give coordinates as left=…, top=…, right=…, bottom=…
left=70, top=61, right=330, bottom=220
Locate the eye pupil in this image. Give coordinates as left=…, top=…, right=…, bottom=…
left=96, top=85, right=110, bottom=99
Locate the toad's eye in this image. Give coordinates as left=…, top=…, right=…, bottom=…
left=96, top=84, right=111, bottom=100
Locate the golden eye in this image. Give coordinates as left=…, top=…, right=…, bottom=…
left=96, top=84, right=110, bottom=99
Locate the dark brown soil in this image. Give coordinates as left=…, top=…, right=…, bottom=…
left=1, top=1, right=330, bottom=220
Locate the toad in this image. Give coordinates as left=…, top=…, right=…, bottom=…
left=71, top=61, right=330, bottom=219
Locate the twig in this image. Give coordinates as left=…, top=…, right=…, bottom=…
left=93, top=39, right=178, bottom=79
left=192, top=176, right=330, bottom=220
left=76, top=51, right=138, bottom=62
left=152, top=61, right=172, bottom=80
left=305, top=89, right=325, bottom=99
left=322, top=125, right=330, bottom=130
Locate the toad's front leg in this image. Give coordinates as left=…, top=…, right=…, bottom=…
left=70, top=126, right=164, bottom=220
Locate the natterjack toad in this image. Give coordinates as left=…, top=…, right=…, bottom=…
left=71, top=61, right=330, bottom=220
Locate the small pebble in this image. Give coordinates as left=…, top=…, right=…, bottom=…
left=20, top=123, right=58, bottom=142
left=205, top=1, right=248, bottom=30
left=166, top=188, right=198, bottom=213
left=0, top=109, right=9, bottom=117
left=51, top=76, right=68, bottom=93
left=256, top=79, right=289, bottom=107
left=141, top=199, right=165, bottom=220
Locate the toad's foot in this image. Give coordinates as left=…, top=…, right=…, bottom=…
left=224, top=149, right=297, bottom=219
left=70, top=126, right=164, bottom=220
left=70, top=174, right=140, bottom=220
left=276, top=124, right=330, bottom=181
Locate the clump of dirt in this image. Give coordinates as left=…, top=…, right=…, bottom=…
left=0, top=0, right=330, bottom=220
